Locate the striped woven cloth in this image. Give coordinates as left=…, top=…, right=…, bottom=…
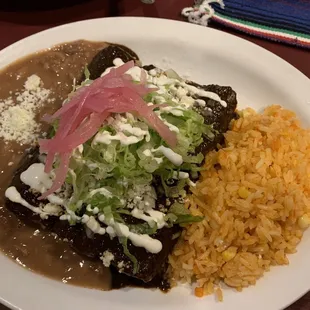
left=182, top=0, right=310, bottom=49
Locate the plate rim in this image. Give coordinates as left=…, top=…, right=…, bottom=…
left=0, top=16, right=309, bottom=81
left=0, top=16, right=309, bottom=310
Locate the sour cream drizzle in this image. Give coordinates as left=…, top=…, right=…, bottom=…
left=153, top=146, right=183, bottom=166
left=8, top=162, right=164, bottom=253
left=5, top=186, right=49, bottom=219
left=20, top=163, right=64, bottom=206
left=98, top=216, right=162, bottom=254
left=131, top=208, right=166, bottom=229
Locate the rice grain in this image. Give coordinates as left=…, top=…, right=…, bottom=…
left=169, top=105, right=310, bottom=298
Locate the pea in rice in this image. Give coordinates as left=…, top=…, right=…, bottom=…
left=169, top=105, right=310, bottom=299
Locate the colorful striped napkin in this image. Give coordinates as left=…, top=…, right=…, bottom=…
left=182, top=0, right=310, bottom=49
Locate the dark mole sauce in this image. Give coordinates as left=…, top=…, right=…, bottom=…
left=0, top=40, right=113, bottom=291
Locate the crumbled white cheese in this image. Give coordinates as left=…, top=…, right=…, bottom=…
left=33, top=229, right=40, bottom=236
left=100, top=251, right=114, bottom=267
left=0, top=75, right=52, bottom=144
left=117, top=261, right=125, bottom=272
left=176, top=87, right=188, bottom=98
left=42, top=203, right=62, bottom=215
left=0, top=106, right=41, bottom=144
left=149, top=69, right=157, bottom=76
left=127, top=184, right=156, bottom=210
left=179, top=95, right=195, bottom=108
left=0, top=98, right=13, bottom=113
left=24, top=74, right=41, bottom=91
left=77, top=144, right=83, bottom=154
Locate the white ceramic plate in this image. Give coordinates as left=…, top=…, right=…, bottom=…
left=0, top=17, right=309, bottom=310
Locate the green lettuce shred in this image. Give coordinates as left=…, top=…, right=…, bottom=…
left=119, top=237, right=139, bottom=274
left=84, top=66, right=91, bottom=80
left=165, top=202, right=203, bottom=225
left=171, top=214, right=204, bottom=225
left=128, top=222, right=158, bottom=235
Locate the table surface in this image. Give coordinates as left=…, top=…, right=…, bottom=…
left=0, top=0, right=309, bottom=309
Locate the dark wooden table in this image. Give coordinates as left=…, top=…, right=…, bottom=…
left=0, top=0, right=309, bottom=309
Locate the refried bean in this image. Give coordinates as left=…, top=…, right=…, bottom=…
left=0, top=40, right=113, bottom=290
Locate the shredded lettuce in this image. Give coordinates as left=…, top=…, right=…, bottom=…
left=48, top=65, right=211, bottom=267
left=169, top=202, right=190, bottom=215
left=171, top=214, right=204, bottom=224
left=172, top=232, right=181, bottom=240
left=47, top=120, right=59, bottom=139
left=119, top=237, right=139, bottom=274
left=54, top=82, right=208, bottom=219
left=165, top=202, right=204, bottom=225
left=84, top=66, right=91, bottom=80
left=128, top=222, right=158, bottom=235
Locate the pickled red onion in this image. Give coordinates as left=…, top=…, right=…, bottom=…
left=39, top=61, right=177, bottom=199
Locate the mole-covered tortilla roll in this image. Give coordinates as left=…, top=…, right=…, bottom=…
left=5, top=44, right=237, bottom=285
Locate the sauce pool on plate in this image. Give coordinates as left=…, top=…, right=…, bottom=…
left=0, top=40, right=113, bottom=290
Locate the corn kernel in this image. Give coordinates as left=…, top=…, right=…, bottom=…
left=222, top=246, right=237, bottom=262
left=238, top=187, right=250, bottom=199
left=298, top=214, right=310, bottom=230
left=195, top=287, right=204, bottom=298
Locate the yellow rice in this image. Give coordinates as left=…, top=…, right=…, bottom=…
left=169, top=105, right=310, bottom=299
